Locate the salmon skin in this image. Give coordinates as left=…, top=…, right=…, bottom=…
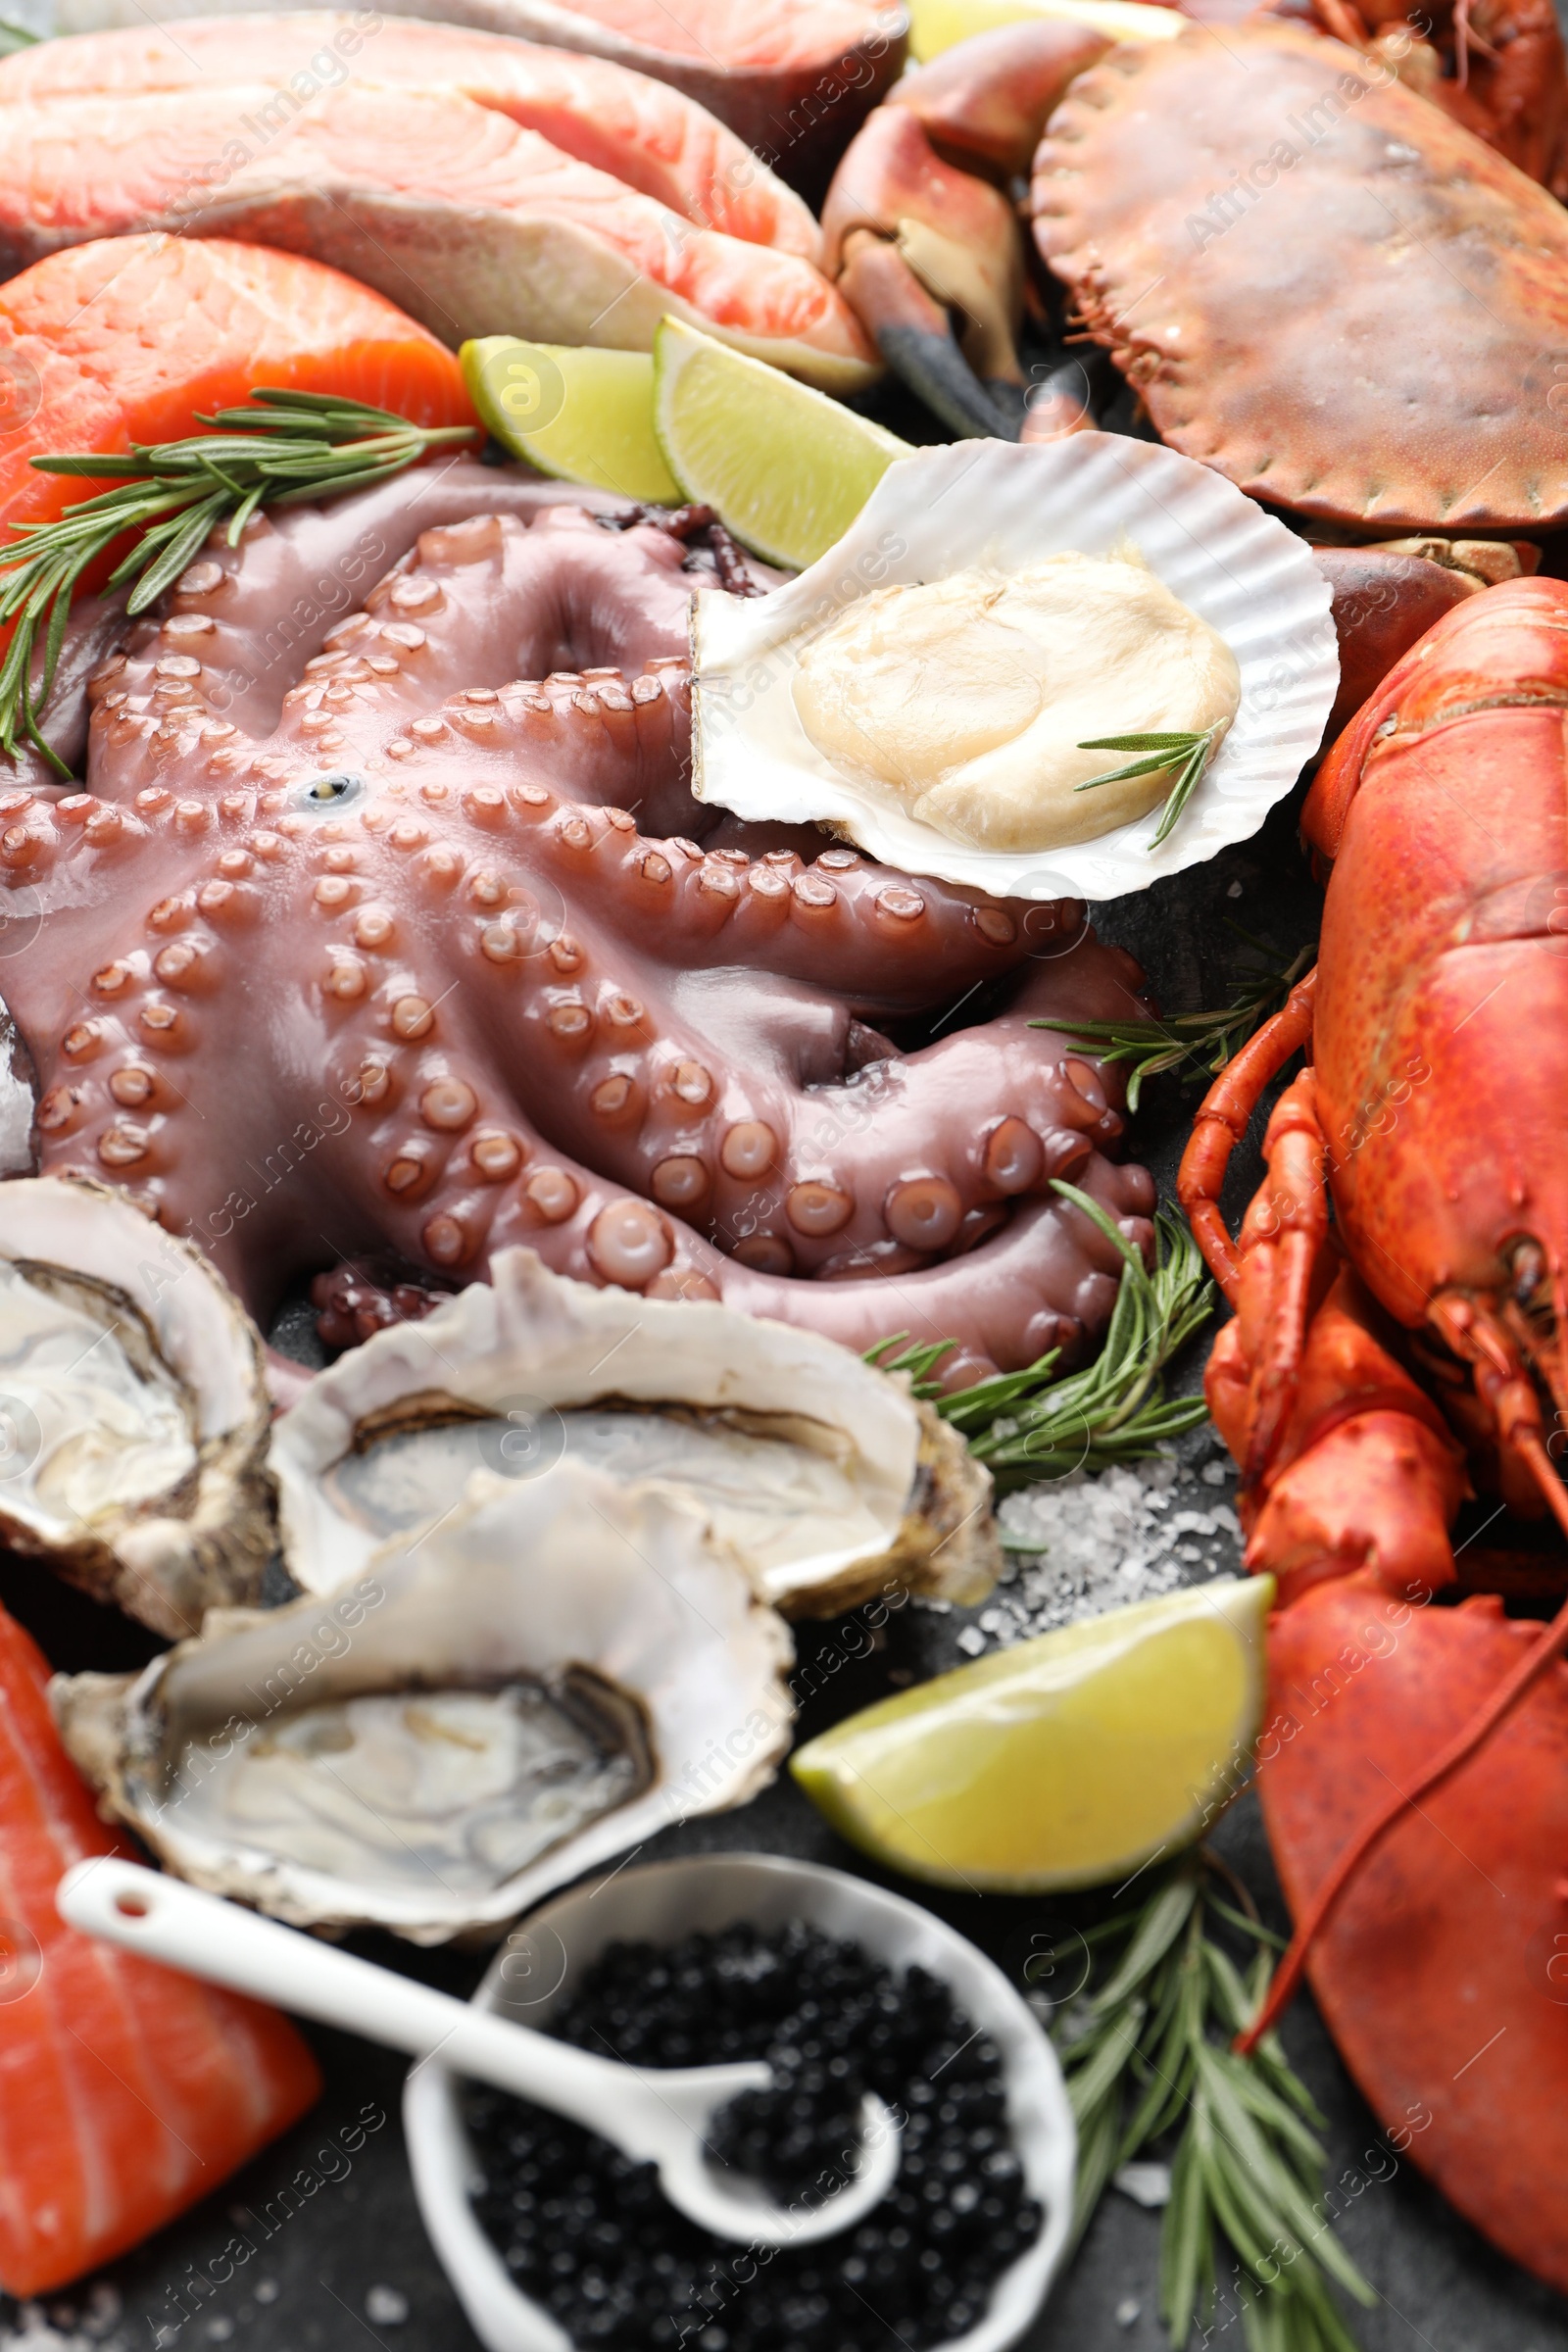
left=0, top=13, right=823, bottom=262
left=0, top=233, right=473, bottom=573
left=0, top=85, right=879, bottom=389
left=0, top=1601, right=319, bottom=2295
left=45, top=0, right=907, bottom=198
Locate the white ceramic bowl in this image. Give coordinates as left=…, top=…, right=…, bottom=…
left=405, top=1851, right=1077, bottom=2352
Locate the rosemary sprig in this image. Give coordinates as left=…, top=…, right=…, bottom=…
left=1032, top=932, right=1316, bottom=1112
left=1076, top=726, right=1224, bottom=850
left=0, top=386, right=475, bottom=774
left=1046, top=1853, right=1376, bottom=2351
left=0, top=19, right=38, bottom=50
left=867, top=1183, right=1213, bottom=1487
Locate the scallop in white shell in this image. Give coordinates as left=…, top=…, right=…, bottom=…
left=692, top=435, right=1338, bottom=902
left=50, top=1459, right=794, bottom=1942
left=271, top=1249, right=998, bottom=1617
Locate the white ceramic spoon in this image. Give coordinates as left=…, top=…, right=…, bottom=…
left=57, top=1856, right=902, bottom=2249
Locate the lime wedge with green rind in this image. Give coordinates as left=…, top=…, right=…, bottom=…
left=792, top=1575, right=1274, bottom=1892
left=909, top=0, right=1183, bottom=60
left=653, top=316, right=911, bottom=570
left=463, top=335, right=680, bottom=504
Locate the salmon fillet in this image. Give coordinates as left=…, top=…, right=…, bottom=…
left=45, top=0, right=907, bottom=196
left=0, top=13, right=822, bottom=262
left=0, top=232, right=474, bottom=559
left=0, top=1602, right=320, bottom=2296
left=0, top=86, right=879, bottom=388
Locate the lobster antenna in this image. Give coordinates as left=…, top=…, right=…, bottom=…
left=1235, top=1325, right=1568, bottom=2057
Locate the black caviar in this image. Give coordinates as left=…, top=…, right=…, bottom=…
left=463, top=1919, right=1041, bottom=2351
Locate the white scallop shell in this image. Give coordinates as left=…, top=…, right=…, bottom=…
left=692, top=434, right=1339, bottom=903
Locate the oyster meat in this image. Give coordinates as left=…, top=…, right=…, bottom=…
left=272, top=1248, right=998, bottom=1616
left=0, top=1176, right=273, bottom=1637
left=52, top=1459, right=794, bottom=1940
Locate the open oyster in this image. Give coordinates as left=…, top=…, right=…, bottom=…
left=52, top=1460, right=793, bottom=1941
left=0, top=1176, right=272, bottom=1637
left=272, top=1249, right=998, bottom=1617
left=693, top=436, right=1337, bottom=904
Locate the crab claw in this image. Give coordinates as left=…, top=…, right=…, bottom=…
left=892, top=19, right=1112, bottom=177
left=834, top=228, right=1019, bottom=438
left=821, top=22, right=1110, bottom=441
left=1019, top=358, right=1099, bottom=444
left=823, top=106, right=1026, bottom=435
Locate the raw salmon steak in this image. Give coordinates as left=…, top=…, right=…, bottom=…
left=0, top=84, right=878, bottom=388
left=0, top=233, right=474, bottom=558
left=0, top=1602, right=320, bottom=2295
left=46, top=0, right=907, bottom=195
left=0, top=13, right=822, bottom=261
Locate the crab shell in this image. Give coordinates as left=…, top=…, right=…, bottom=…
left=1031, top=23, right=1568, bottom=532
left=271, top=1248, right=999, bottom=1617
left=0, top=1176, right=273, bottom=1638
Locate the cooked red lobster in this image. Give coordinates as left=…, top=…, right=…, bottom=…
left=1177, top=577, right=1568, bottom=2292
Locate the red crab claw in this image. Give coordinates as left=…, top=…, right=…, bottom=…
left=821, top=22, right=1108, bottom=439
left=891, top=20, right=1112, bottom=177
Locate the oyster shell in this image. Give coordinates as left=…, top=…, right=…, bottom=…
left=0, top=1176, right=273, bottom=1637
left=272, top=1249, right=998, bottom=1617
left=52, top=1459, right=794, bottom=1942
left=693, top=436, right=1337, bottom=904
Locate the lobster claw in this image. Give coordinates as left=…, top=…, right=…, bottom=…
left=821, top=22, right=1109, bottom=441
left=1259, top=1572, right=1568, bottom=2296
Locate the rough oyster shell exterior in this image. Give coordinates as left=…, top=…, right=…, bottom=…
left=0, top=1175, right=273, bottom=1637
left=271, top=1248, right=999, bottom=1616
left=53, top=1459, right=794, bottom=1942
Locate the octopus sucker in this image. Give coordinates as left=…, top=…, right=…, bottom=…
left=3, top=467, right=1157, bottom=1378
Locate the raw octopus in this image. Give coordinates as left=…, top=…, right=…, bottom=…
left=0, top=461, right=1156, bottom=1381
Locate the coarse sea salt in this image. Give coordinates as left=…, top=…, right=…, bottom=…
left=938, top=1447, right=1244, bottom=1651
left=2, top=2287, right=125, bottom=2351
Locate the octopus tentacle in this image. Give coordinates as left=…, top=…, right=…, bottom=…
left=2, top=475, right=1161, bottom=1378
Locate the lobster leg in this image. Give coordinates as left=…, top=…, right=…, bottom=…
left=1177, top=966, right=1316, bottom=1298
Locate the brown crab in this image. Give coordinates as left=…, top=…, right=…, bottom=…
left=820, top=12, right=1568, bottom=706
left=1031, top=21, right=1568, bottom=534
left=824, top=15, right=1568, bottom=534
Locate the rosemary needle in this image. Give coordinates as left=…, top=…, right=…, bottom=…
left=1075, top=725, right=1225, bottom=850
left=0, top=385, right=475, bottom=775
left=867, top=1186, right=1213, bottom=1483
left=1032, top=934, right=1316, bottom=1112
left=1045, top=1853, right=1376, bottom=2352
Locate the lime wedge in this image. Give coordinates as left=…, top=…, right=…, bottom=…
left=792, top=1576, right=1274, bottom=1892
left=909, top=0, right=1183, bottom=58
left=462, top=335, right=680, bottom=504
left=653, top=317, right=910, bottom=570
